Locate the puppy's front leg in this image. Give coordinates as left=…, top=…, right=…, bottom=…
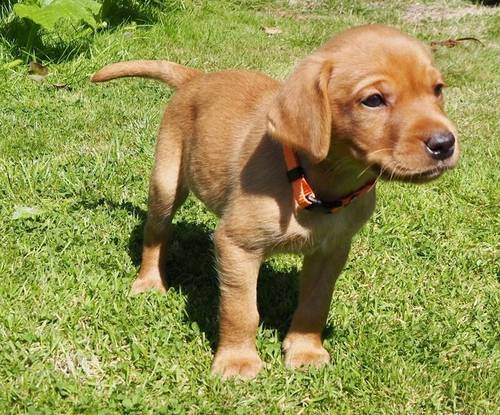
left=283, top=240, right=351, bottom=369
left=211, top=227, right=264, bottom=379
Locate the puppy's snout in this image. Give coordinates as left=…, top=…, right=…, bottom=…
left=425, top=131, right=455, bottom=161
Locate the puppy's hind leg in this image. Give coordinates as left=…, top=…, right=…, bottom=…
left=130, top=118, right=188, bottom=295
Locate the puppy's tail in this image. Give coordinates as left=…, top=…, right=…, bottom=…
left=91, top=60, right=202, bottom=89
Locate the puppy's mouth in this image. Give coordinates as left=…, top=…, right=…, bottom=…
left=370, top=163, right=451, bottom=183
left=346, top=141, right=457, bottom=184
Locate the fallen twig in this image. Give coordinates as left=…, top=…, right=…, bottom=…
left=430, top=37, right=484, bottom=49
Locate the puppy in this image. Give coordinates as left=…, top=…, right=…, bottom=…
left=92, top=24, right=459, bottom=379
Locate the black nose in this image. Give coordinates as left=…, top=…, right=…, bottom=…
left=425, top=131, right=455, bottom=160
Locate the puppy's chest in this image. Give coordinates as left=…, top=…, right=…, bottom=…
left=274, top=194, right=375, bottom=255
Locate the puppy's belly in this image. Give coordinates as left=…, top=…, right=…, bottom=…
left=183, top=145, right=241, bottom=216
left=185, top=162, right=249, bottom=217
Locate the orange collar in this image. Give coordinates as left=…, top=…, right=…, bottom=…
left=283, top=145, right=376, bottom=213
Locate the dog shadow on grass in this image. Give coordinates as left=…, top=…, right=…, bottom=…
left=123, top=201, right=334, bottom=351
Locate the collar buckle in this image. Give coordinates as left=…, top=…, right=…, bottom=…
left=283, top=145, right=376, bottom=214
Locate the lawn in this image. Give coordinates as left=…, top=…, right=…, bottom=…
left=0, top=0, right=498, bottom=413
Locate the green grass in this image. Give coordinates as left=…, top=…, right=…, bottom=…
left=0, top=0, right=499, bottom=413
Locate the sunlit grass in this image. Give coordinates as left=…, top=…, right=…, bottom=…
left=0, top=1, right=498, bottom=413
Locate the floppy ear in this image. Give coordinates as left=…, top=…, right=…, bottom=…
left=267, top=57, right=333, bottom=163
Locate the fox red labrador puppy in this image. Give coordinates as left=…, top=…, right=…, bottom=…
left=93, top=24, right=459, bottom=379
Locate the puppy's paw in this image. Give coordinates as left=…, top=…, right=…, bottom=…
left=129, top=275, right=167, bottom=296
left=283, top=337, right=330, bottom=369
left=211, top=349, right=263, bottom=380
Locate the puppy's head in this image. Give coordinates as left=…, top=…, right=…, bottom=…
left=268, top=25, right=459, bottom=182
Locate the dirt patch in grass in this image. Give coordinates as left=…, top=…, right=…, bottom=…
left=287, top=0, right=323, bottom=7
left=54, top=347, right=104, bottom=381
left=404, top=3, right=498, bottom=22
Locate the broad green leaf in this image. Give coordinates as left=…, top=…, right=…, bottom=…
left=13, top=0, right=101, bottom=32
left=2, top=59, right=23, bottom=70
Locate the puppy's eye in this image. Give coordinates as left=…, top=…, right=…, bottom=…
left=362, top=94, right=385, bottom=108
left=434, top=83, right=444, bottom=97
